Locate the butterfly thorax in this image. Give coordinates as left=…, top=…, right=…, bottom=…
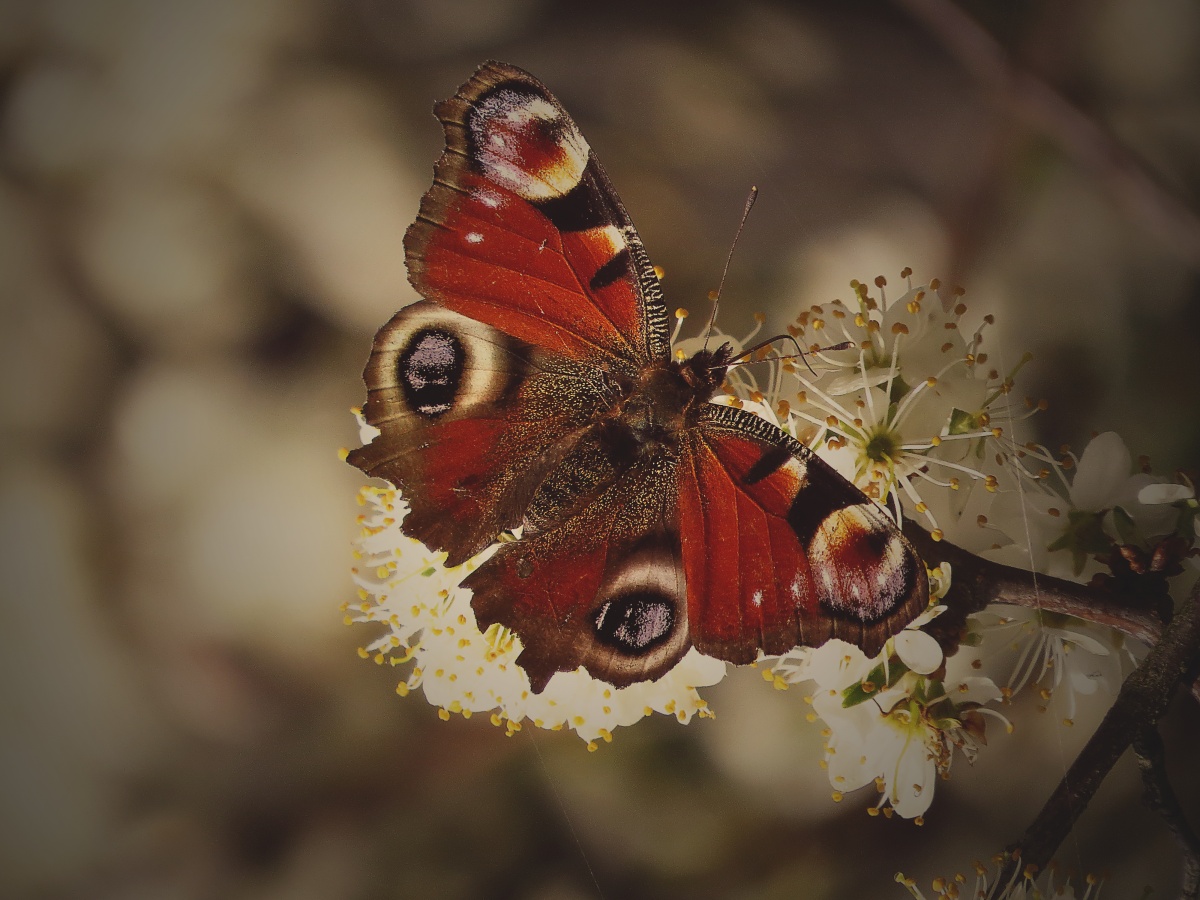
left=610, top=343, right=734, bottom=450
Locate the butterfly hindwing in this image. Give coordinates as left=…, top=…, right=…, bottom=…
left=466, top=424, right=689, bottom=692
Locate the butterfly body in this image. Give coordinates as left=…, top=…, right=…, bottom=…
left=349, top=62, right=929, bottom=693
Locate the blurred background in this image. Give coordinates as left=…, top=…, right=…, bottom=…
left=2, top=0, right=1199, bottom=897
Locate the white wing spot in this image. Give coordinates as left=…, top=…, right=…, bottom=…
left=474, top=189, right=502, bottom=209
left=581, top=224, right=627, bottom=255
left=465, top=232, right=484, bottom=244
left=751, top=590, right=764, bottom=608
left=789, top=576, right=803, bottom=601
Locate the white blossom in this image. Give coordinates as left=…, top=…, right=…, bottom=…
left=770, top=577, right=1010, bottom=820
left=967, top=604, right=1131, bottom=722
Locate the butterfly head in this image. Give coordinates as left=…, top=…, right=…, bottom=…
left=678, top=341, right=735, bottom=398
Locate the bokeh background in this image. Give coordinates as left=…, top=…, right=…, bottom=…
left=3, top=0, right=1199, bottom=897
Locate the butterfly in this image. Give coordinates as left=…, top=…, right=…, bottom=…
left=348, top=62, right=929, bottom=693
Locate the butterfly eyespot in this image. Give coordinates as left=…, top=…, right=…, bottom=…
left=398, top=328, right=465, bottom=417
left=515, top=557, right=533, bottom=579
left=592, top=591, right=675, bottom=653
left=469, top=87, right=589, bottom=202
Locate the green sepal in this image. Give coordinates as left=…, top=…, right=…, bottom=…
left=1046, top=510, right=1112, bottom=576
left=948, top=408, right=980, bottom=436
left=1110, top=505, right=1140, bottom=547
left=842, top=659, right=911, bottom=708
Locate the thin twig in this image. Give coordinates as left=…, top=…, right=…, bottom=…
left=993, top=583, right=1200, bottom=887
left=1133, top=726, right=1200, bottom=900
left=893, top=0, right=1200, bottom=267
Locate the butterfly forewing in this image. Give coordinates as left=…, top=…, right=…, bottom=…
left=406, top=62, right=671, bottom=366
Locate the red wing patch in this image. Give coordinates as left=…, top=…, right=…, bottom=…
left=679, top=425, right=810, bottom=662
left=408, top=172, right=648, bottom=363
left=680, top=404, right=929, bottom=660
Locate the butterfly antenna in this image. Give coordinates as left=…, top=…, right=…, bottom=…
left=724, top=335, right=854, bottom=377
left=704, top=186, right=758, bottom=351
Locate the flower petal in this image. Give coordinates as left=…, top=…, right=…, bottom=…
left=1069, top=431, right=1131, bottom=511
left=1137, top=482, right=1195, bottom=505
left=893, top=630, right=943, bottom=674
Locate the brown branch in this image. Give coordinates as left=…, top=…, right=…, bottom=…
left=904, top=523, right=1200, bottom=705
left=992, top=582, right=1200, bottom=888
left=902, top=522, right=1163, bottom=645
left=1134, top=727, right=1200, bottom=900
left=893, top=0, right=1200, bottom=267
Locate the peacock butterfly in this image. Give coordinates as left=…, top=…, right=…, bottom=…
left=348, top=62, right=929, bottom=693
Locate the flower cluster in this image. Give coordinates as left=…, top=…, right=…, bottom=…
left=345, top=271, right=1197, bottom=817
left=768, top=573, right=1010, bottom=820
left=687, top=273, right=1193, bottom=817
left=683, top=274, right=1020, bottom=544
